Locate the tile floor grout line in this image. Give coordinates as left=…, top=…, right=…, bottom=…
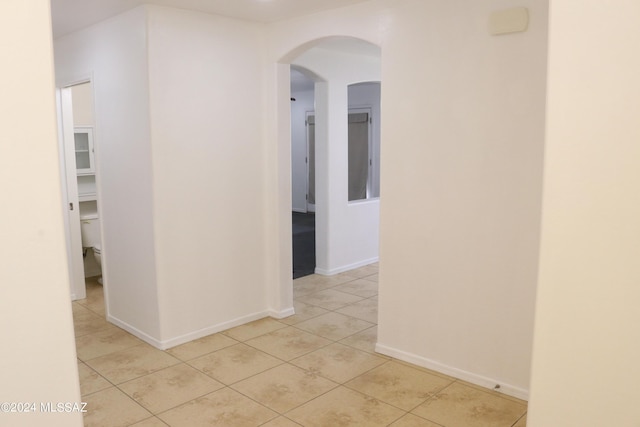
left=227, top=380, right=333, bottom=421
left=295, top=382, right=412, bottom=422
left=149, top=384, right=275, bottom=425
left=78, top=363, right=120, bottom=398
left=511, top=411, right=528, bottom=427
left=185, top=355, right=289, bottom=388
left=450, top=378, right=529, bottom=405
left=114, top=366, right=228, bottom=418
left=256, top=413, right=302, bottom=427
left=165, top=337, right=241, bottom=363
left=277, top=382, right=347, bottom=419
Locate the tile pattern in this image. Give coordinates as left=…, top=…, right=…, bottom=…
left=74, top=271, right=527, bottom=426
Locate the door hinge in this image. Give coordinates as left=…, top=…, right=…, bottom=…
left=305, top=194, right=308, bottom=200
left=69, top=203, right=74, bottom=211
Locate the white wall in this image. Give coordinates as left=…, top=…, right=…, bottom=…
left=376, top=0, right=547, bottom=398
left=146, top=6, right=278, bottom=344
left=528, top=2, right=640, bottom=425
left=0, top=1, right=82, bottom=425
left=71, top=82, right=94, bottom=126
left=269, top=0, right=547, bottom=398
left=292, top=46, right=382, bottom=274
left=54, top=6, right=162, bottom=341
left=290, top=87, right=314, bottom=212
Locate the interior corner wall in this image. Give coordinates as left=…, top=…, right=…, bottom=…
left=528, top=2, right=640, bottom=425
left=146, top=6, right=271, bottom=344
left=0, top=1, right=82, bottom=425
left=376, top=0, right=547, bottom=397
left=53, top=6, right=162, bottom=341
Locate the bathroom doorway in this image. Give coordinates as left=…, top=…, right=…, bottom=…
left=58, top=80, right=102, bottom=300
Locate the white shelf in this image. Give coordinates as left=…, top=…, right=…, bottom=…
left=79, top=193, right=97, bottom=202
left=77, top=174, right=96, bottom=201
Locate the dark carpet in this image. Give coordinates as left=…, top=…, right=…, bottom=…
left=292, top=212, right=315, bottom=279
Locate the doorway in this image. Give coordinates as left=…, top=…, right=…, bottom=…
left=285, top=38, right=382, bottom=284
left=58, top=81, right=102, bottom=301
left=291, top=67, right=317, bottom=278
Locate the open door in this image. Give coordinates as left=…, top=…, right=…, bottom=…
left=57, top=87, right=85, bottom=300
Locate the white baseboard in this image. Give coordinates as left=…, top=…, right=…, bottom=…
left=315, top=257, right=379, bottom=276
left=292, top=208, right=307, bottom=213
left=161, top=311, right=276, bottom=350
left=269, top=307, right=295, bottom=319
left=108, top=310, right=276, bottom=350
left=70, top=291, right=87, bottom=301
left=375, top=343, right=529, bottom=401
left=107, top=314, right=164, bottom=349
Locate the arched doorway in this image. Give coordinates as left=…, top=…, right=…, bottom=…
left=283, top=36, right=382, bottom=289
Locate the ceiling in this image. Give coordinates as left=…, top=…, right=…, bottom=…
left=50, top=0, right=370, bottom=38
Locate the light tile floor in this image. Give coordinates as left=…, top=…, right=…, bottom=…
left=74, top=266, right=528, bottom=427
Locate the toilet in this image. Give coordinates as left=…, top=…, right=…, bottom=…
left=80, top=213, right=102, bottom=284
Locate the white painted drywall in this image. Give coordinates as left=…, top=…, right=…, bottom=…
left=0, top=1, right=82, bottom=425
left=375, top=0, right=547, bottom=398
left=54, top=6, right=162, bottom=341
left=268, top=0, right=547, bottom=397
left=292, top=46, right=381, bottom=275
left=146, top=6, right=275, bottom=343
left=528, top=2, right=640, bottom=425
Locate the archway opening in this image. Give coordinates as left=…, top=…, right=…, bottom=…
left=283, top=36, right=382, bottom=289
